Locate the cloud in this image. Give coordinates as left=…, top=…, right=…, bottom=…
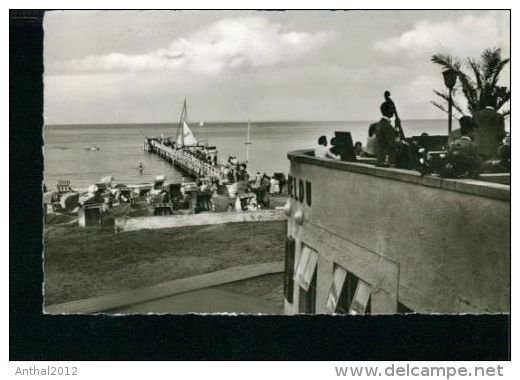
left=50, top=17, right=334, bottom=75
left=374, top=12, right=509, bottom=57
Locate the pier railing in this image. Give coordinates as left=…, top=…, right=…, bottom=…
left=147, top=138, right=222, bottom=180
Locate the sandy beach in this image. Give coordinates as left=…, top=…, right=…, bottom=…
left=43, top=219, right=287, bottom=307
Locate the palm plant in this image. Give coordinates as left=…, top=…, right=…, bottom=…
left=431, top=48, right=510, bottom=117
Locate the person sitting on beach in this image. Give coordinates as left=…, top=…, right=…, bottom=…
left=315, top=135, right=328, bottom=158
left=325, top=137, right=341, bottom=160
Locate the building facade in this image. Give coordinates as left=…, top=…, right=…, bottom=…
left=283, top=150, right=510, bottom=314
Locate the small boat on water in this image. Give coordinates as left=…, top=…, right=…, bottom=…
left=86, top=146, right=100, bottom=151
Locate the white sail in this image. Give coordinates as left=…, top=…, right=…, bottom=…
left=176, top=121, right=198, bottom=146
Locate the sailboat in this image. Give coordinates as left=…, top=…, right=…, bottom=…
left=146, top=100, right=251, bottom=187
left=174, top=99, right=200, bottom=148
left=168, top=100, right=219, bottom=179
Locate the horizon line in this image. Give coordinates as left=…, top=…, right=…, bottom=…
left=45, top=118, right=447, bottom=127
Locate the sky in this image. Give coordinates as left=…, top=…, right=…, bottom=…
left=43, top=10, right=510, bottom=124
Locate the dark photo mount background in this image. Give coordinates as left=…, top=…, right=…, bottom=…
left=9, top=9, right=510, bottom=361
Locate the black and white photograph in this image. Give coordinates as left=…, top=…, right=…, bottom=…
left=9, top=6, right=514, bottom=365
left=39, top=10, right=510, bottom=315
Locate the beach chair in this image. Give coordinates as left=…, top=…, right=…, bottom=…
left=78, top=203, right=103, bottom=227
left=56, top=179, right=71, bottom=194
left=153, top=203, right=174, bottom=216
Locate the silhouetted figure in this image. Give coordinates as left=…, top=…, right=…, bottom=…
left=449, top=116, right=473, bottom=144
left=445, top=117, right=482, bottom=178
left=473, top=96, right=506, bottom=159
left=384, top=90, right=405, bottom=141
left=374, top=101, right=398, bottom=166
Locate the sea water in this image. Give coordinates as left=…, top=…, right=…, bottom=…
left=43, top=120, right=462, bottom=189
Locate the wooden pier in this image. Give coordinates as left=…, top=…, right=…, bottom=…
left=145, top=137, right=222, bottom=180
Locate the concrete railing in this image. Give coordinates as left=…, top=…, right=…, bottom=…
left=115, top=209, right=286, bottom=233
left=286, top=149, right=510, bottom=313
left=288, top=149, right=510, bottom=201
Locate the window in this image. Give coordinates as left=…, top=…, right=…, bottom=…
left=305, top=181, right=312, bottom=206
left=294, top=245, right=319, bottom=314
left=299, top=270, right=317, bottom=314
left=326, top=264, right=347, bottom=312
left=284, top=237, right=296, bottom=303
left=327, top=264, right=372, bottom=315
left=349, top=280, right=371, bottom=315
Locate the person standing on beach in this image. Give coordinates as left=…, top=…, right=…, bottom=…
left=254, top=172, right=262, bottom=186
